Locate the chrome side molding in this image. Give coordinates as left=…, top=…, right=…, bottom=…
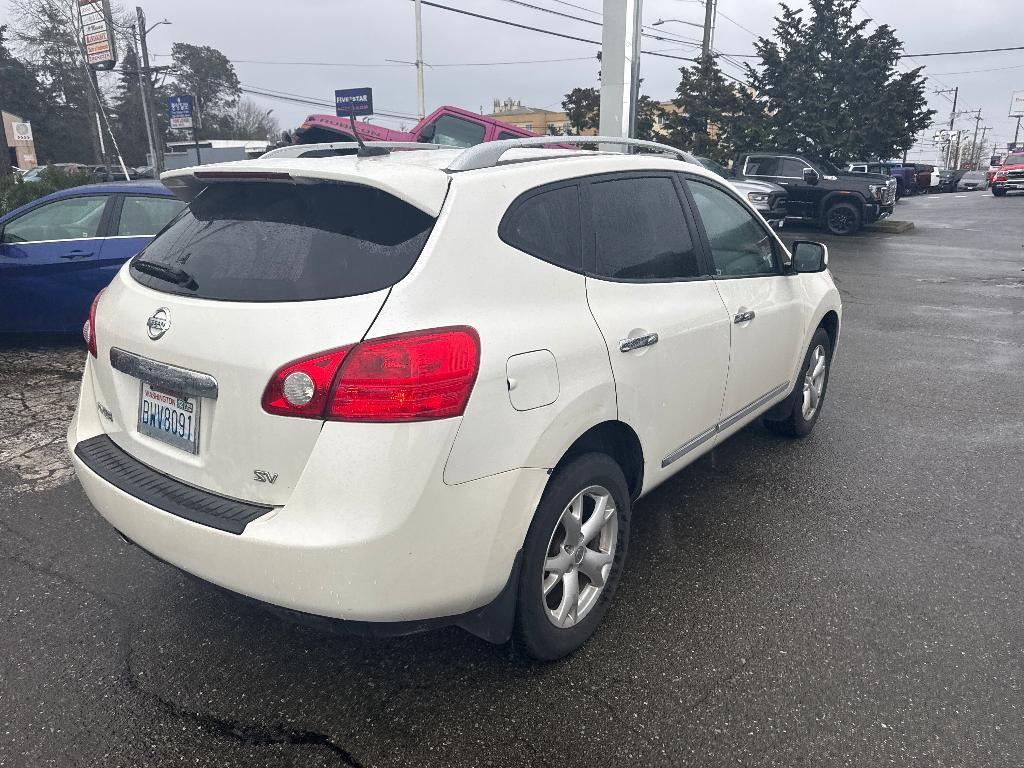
left=661, top=382, right=790, bottom=468
left=110, top=347, right=219, bottom=400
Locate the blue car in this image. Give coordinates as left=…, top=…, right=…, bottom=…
left=0, top=181, right=185, bottom=334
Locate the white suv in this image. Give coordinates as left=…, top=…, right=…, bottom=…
left=69, top=138, right=841, bottom=660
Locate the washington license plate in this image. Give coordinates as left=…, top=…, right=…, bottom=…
left=138, top=383, right=200, bottom=454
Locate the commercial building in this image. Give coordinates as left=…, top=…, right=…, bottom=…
left=489, top=97, right=678, bottom=137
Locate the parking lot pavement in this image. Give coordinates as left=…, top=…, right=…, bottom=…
left=2, top=190, right=1022, bottom=768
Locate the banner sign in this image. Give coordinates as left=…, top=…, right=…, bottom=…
left=78, top=0, right=116, bottom=70
left=1010, top=91, right=1024, bottom=118
left=168, top=96, right=195, bottom=130
left=335, top=87, right=374, bottom=118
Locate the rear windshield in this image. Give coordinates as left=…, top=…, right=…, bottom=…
left=130, top=181, right=435, bottom=301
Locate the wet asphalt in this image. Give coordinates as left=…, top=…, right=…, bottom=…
left=1, top=190, right=1022, bottom=767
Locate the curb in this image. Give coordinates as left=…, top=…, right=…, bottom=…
left=865, top=220, right=915, bottom=234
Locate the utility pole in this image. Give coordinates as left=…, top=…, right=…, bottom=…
left=414, top=0, right=425, bottom=119
left=978, top=125, right=990, bottom=168
left=936, top=87, right=957, bottom=168
left=968, top=109, right=982, bottom=169
left=136, top=7, right=164, bottom=174
left=1013, top=115, right=1022, bottom=150
left=132, top=22, right=158, bottom=171
left=701, top=0, right=718, bottom=58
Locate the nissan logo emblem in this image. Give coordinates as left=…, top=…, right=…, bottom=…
left=147, top=308, right=171, bottom=340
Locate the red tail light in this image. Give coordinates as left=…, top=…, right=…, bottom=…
left=261, top=346, right=354, bottom=419
left=83, top=289, right=104, bottom=357
left=261, top=327, right=480, bottom=422
left=996, top=174, right=1008, bottom=182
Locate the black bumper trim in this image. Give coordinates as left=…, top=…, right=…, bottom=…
left=74, top=435, right=273, bottom=535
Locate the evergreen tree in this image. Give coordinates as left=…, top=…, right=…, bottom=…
left=109, top=49, right=150, bottom=166
left=9, top=0, right=102, bottom=163
left=663, top=54, right=750, bottom=163
left=0, top=25, right=44, bottom=122
left=170, top=43, right=241, bottom=131
left=746, top=0, right=934, bottom=163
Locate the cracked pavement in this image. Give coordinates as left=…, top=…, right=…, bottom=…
left=1, top=191, right=1022, bottom=766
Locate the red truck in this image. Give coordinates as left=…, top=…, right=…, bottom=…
left=293, top=105, right=537, bottom=147
left=991, top=150, right=1024, bottom=197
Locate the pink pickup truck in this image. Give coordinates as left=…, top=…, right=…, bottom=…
left=293, top=105, right=538, bottom=147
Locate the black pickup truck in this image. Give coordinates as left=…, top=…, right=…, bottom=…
left=733, top=152, right=896, bottom=235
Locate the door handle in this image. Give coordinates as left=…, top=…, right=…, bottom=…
left=619, top=333, right=659, bottom=352
left=60, top=250, right=94, bottom=259
left=734, top=310, right=756, bottom=324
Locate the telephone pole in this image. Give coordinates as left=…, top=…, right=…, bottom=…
left=936, top=87, right=958, bottom=168
left=978, top=125, right=990, bottom=168
left=968, top=109, right=982, bottom=169
left=414, top=0, right=425, bottom=119
left=132, top=22, right=157, bottom=172
left=136, top=7, right=166, bottom=174
left=701, top=0, right=718, bottom=58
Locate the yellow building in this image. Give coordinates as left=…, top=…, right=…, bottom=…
left=2, top=112, right=38, bottom=170
left=490, top=97, right=678, bottom=137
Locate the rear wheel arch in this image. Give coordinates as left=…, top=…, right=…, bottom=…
left=550, top=421, right=644, bottom=502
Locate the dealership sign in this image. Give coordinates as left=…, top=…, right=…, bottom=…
left=168, top=96, right=195, bottom=130
left=335, top=87, right=374, bottom=118
left=12, top=122, right=32, bottom=143
left=1010, top=91, right=1024, bottom=118
left=78, top=0, right=116, bottom=70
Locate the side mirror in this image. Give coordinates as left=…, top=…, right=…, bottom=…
left=418, top=122, right=436, bottom=142
left=802, top=167, right=820, bottom=186
left=791, top=240, right=829, bottom=273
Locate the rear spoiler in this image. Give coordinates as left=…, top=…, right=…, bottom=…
left=160, top=160, right=450, bottom=217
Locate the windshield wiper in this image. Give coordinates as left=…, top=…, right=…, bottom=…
left=133, top=259, right=198, bottom=291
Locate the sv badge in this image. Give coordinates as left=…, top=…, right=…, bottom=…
left=253, top=470, right=278, bottom=484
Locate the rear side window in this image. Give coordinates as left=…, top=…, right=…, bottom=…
left=117, top=196, right=186, bottom=237
left=588, top=176, right=700, bottom=281
left=499, top=184, right=581, bottom=272
left=130, top=182, right=434, bottom=302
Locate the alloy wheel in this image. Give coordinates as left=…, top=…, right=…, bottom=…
left=542, top=485, right=617, bottom=628
left=801, top=344, right=828, bottom=420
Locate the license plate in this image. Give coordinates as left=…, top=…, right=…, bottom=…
left=138, top=382, right=201, bottom=454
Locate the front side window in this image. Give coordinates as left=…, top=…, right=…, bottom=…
left=778, top=158, right=810, bottom=178
left=744, top=156, right=780, bottom=177
left=429, top=115, right=487, bottom=147
left=499, top=184, right=581, bottom=272
left=688, top=181, right=777, bottom=278
left=117, top=196, right=187, bottom=237
left=589, top=176, right=700, bottom=281
left=2, top=195, right=107, bottom=243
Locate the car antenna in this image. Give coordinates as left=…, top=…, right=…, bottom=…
left=349, top=115, right=389, bottom=157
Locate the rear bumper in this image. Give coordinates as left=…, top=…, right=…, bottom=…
left=68, top=364, right=548, bottom=626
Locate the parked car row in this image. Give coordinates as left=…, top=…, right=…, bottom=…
left=18, top=163, right=156, bottom=183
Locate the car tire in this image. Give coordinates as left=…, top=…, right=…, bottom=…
left=824, top=201, right=862, bottom=236
left=992, top=187, right=1007, bottom=197
left=514, top=453, right=631, bottom=661
left=764, top=328, right=832, bottom=438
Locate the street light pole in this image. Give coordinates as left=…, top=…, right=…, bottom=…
left=414, top=0, right=425, bottom=119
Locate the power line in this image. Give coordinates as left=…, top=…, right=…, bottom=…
left=928, top=63, right=1024, bottom=76
left=904, top=44, right=1024, bottom=57
left=414, top=0, right=699, bottom=62
left=494, top=0, right=703, bottom=45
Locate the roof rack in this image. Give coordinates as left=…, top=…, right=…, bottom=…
left=261, top=141, right=444, bottom=160
left=446, top=136, right=699, bottom=172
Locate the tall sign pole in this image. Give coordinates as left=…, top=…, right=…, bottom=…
left=599, top=0, right=643, bottom=145
left=133, top=22, right=157, bottom=170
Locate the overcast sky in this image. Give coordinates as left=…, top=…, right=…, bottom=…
left=6, top=0, right=1022, bottom=160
